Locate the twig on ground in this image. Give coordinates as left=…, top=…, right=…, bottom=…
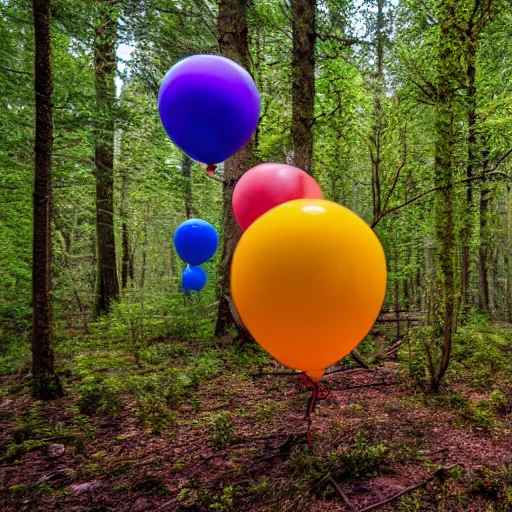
left=328, top=475, right=355, bottom=510
left=327, top=381, right=396, bottom=392
left=325, top=367, right=376, bottom=376
left=357, top=464, right=464, bottom=512
left=350, top=349, right=370, bottom=369
left=250, top=370, right=304, bottom=377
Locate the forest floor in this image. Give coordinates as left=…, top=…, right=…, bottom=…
left=2, top=321, right=512, bottom=511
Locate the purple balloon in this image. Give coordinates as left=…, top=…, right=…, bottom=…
left=158, top=55, right=260, bottom=165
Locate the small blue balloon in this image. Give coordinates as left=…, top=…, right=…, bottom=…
left=182, top=265, right=207, bottom=292
left=174, top=219, right=219, bottom=266
left=158, top=55, right=260, bottom=164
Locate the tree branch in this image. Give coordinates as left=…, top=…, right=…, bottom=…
left=371, top=159, right=512, bottom=228
left=0, top=65, right=32, bottom=76
left=381, top=128, right=407, bottom=215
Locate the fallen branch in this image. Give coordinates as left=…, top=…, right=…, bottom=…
left=325, top=367, right=376, bottom=376
left=327, top=381, right=396, bottom=392
left=231, top=432, right=304, bottom=444
left=357, top=464, right=463, bottom=512
left=250, top=370, right=303, bottom=377
left=328, top=475, right=355, bottom=510
left=350, top=349, right=370, bottom=369
left=383, top=339, right=407, bottom=357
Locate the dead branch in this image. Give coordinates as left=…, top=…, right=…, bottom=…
left=357, top=464, right=463, bottom=512
left=327, top=381, right=396, bottom=392
left=328, top=475, right=355, bottom=510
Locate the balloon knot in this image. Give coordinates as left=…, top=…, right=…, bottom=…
left=206, top=164, right=217, bottom=175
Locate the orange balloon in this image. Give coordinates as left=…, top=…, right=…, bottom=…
left=231, top=199, right=387, bottom=381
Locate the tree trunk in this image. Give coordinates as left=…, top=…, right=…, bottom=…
left=120, top=159, right=130, bottom=290
left=370, top=0, right=385, bottom=223
left=506, top=185, right=512, bottom=321
left=182, top=153, right=193, bottom=219
left=460, top=48, right=477, bottom=319
left=291, top=0, right=315, bottom=174
left=431, top=1, right=457, bottom=393
left=479, top=178, right=491, bottom=315
left=94, top=0, right=119, bottom=315
left=215, top=0, right=253, bottom=337
left=31, top=0, right=61, bottom=399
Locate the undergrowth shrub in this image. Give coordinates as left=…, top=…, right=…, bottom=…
left=76, top=375, right=124, bottom=416
left=285, top=431, right=388, bottom=495
left=400, top=320, right=512, bottom=391
left=470, top=467, right=512, bottom=507
left=208, top=413, right=234, bottom=450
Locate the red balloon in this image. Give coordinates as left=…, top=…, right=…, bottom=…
left=232, top=163, right=324, bottom=230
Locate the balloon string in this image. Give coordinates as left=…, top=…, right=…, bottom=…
left=299, top=374, right=330, bottom=447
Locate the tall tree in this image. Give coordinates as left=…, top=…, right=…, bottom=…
left=120, top=157, right=131, bottom=290
left=460, top=0, right=497, bottom=318
left=290, top=0, right=316, bottom=174
left=369, top=0, right=385, bottom=222
left=215, top=0, right=253, bottom=337
left=94, top=0, right=120, bottom=315
left=31, top=0, right=61, bottom=399
left=431, top=0, right=459, bottom=392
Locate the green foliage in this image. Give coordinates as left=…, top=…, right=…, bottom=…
left=489, top=389, right=508, bottom=413
left=327, top=432, right=388, bottom=481
left=470, top=467, right=512, bottom=507
left=285, top=432, right=388, bottom=495
left=134, top=394, right=177, bottom=435
left=7, top=482, right=53, bottom=503
left=76, top=375, right=124, bottom=416
left=4, top=439, right=46, bottom=462
left=209, top=485, right=235, bottom=511
left=254, top=400, right=284, bottom=424
left=208, top=412, right=234, bottom=450
left=401, top=326, right=442, bottom=388
left=402, top=320, right=512, bottom=391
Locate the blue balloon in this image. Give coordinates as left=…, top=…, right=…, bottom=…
left=182, top=265, right=207, bottom=292
left=174, top=219, right=219, bottom=266
left=158, top=55, right=260, bottom=164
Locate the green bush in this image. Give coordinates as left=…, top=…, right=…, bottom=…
left=76, top=375, right=124, bottom=416
left=489, top=390, right=508, bottom=413
left=208, top=413, right=234, bottom=450
left=400, top=319, right=512, bottom=392
left=5, top=439, right=46, bottom=462
left=285, top=431, right=388, bottom=495
left=134, top=394, right=176, bottom=434
left=328, top=431, right=388, bottom=480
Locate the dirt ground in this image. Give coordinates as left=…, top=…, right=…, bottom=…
left=2, top=339, right=512, bottom=511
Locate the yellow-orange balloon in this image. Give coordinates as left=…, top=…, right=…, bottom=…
left=231, top=199, right=387, bottom=381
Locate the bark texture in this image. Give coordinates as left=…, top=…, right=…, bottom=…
left=94, top=0, right=119, bottom=315
left=215, top=0, right=253, bottom=337
left=431, top=0, right=458, bottom=392
left=31, top=0, right=61, bottom=399
left=291, top=0, right=315, bottom=174
left=370, top=0, right=384, bottom=223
